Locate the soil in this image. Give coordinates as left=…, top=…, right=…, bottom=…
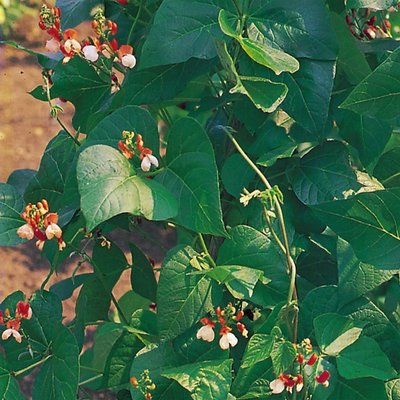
left=0, top=15, right=174, bottom=400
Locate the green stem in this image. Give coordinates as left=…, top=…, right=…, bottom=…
left=127, top=1, right=143, bottom=44
left=13, top=355, right=52, bottom=377
left=198, top=233, right=217, bottom=268
left=42, top=75, right=80, bottom=146
left=226, top=128, right=298, bottom=331
left=79, top=374, right=103, bottom=386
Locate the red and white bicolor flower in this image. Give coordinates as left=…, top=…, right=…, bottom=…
left=316, top=370, right=330, bottom=388
left=16, top=301, right=32, bottom=320
left=270, top=373, right=303, bottom=394
left=196, top=317, right=215, bottom=342
left=45, top=37, right=61, bottom=53
left=2, top=319, right=22, bottom=344
left=219, top=326, right=238, bottom=350
left=140, top=149, right=159, bottom=172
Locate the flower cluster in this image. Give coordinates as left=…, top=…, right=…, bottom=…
left=0, top=301, right=32, bottom=343
left=269, top=338, right=330, bottom=395
left=17, top=199, right=66, bottom=251
left=130, top=369, right=155, bottom=399
left=196, top=303, right=248, bottom=350
left=39, top=5, right=136, bottom=69
left=118, top=130, right=159, bottom=172
left=345, top=8, right=393, bottom=40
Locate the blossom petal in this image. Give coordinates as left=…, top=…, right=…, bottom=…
left=270, top=379, right=285, bottom=394
left=227, top=332, right=238, bottom=347
left=122, top=54, right=137, bottom=69
left=196, top=325, right=215, bottom=342
left=141, top=156, right=151, bottom=172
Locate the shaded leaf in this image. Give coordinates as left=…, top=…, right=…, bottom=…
left=157, top=246, right=214, bottom=341
left=313, top=188, right=400, bottom=269
left=336, top=337, right=396, bottom=380
left=156, top=118, right=226, bottom=236
left=288, top=142, right=360, bottom=205
left=0, top=183, right=24, bottom=246
left=162, top=359, right=233, bottom=400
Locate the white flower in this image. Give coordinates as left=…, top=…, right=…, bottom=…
left=2, top=328, right=22, bottom=343
left=45, top=38, right=60, bottom=53
left=219, top=331, right=238, bottom=350
left=196, top=325, right=215, bottom=342
left=17, top=224, right=34, bottom=240
left=45, top=223, right=62, bottom=239
left=121, top=53, right=137, bottom=69
left=83, top=45, right=99, bottom=62
left=64, top=39, right=81, bottom=54
left=141, top=154, right=159, bottom=172
left=270, top=378, right=285, bottom=394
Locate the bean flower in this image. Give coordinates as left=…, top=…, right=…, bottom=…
left=118, top=130, right=159, bottom=172
left=0, top=301, right=33, bottom=344
left=196, top=303, right=248, bottom=350
left=17, top=199, right=66, bottom=251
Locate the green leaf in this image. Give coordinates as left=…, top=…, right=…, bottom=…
left=374, top=147, right=400, bottom=188
left=288, top=141, right=361, bottom=205
left=86, top=105, right=159, bottom=155
left=157, top=246, right=214, bottom=341
left=25, top=131, right=78, bottom=210
left=345, top=0, right=397, bottom=9
left=313, top=188, right=400, bottom=269
left=0, top=183, right=24, bottom=246
left=77, top=145, right=177, bottom=231
left=103, top=331, right=144, bottom=388
left=299, top=285, right=339, bottom=339
left=56, top=0, right=102, bottom=29
left=270, top=339, right=297, bottom=375
left=216, top=40, right=288, bottom=114
left=339, top=112, right=392, bottom=170
left=217, top=225, right=288, bottom=306
left=32, top=324, right=79, bottom=400
left=50, top=273, right=92, bottom=301
left=340, top=47, right=400, bottom=120
left=337, top=337, right=396, bottom=380
left=331, top=13, right=371, bottom=85
left=239, top=36, right=299, bottom=75
left=314, top=313, right=363, bottom=356
left=240, top=55, right=335, bottom=135
left=232, top=76, right=288, bottom=113
left=130, top=344, right=191, bottom=400
left=340, top=297, right=400, bottom=371
left=51, top=57, right=111, bottom=131
left=231, top=359, right=274, bottom=398
left=330, top=377, right=388, bottom=400
left=141, top=0, right=222, bottom=68
left=221, top=154, right=256, bottom=197
left=0, top=356, right=24, bottom=400
left=130, top=243, right=157, bottom=302
left=242, top=334, right=274, bottom=368
left=162, top=359, right=233, bottom=400
left=112, top=59, right=214, bottom=108
left=7, top=169, right=36, bottom=196
left=76, top=243, right=128, bottom=324
left=218, top=9, right=240, bottom=38
left=386, top=378, right=400, bottom=400
left=206, top=265, right=263, bottom=299
left=337, top=238, right=396, bottom=306
left=155, top=117, right=226, bottom=236
left=248, top=0, right=337, bottom=60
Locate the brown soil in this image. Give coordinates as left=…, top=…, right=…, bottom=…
left=0, top=15, right=174, bottom=400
